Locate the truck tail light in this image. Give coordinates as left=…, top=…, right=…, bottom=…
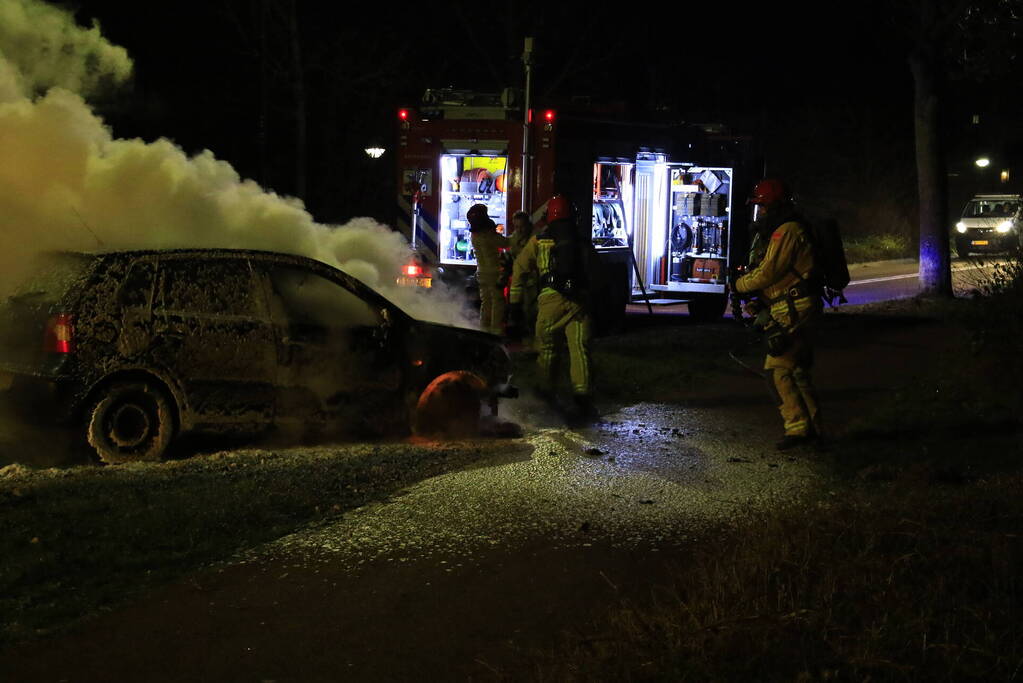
left=43, top=313, right=75, bottom=354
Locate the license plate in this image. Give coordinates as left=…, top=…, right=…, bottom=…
left=397, top=276, right=432, bottom=288
left=971, top=240, right=989, bottom=246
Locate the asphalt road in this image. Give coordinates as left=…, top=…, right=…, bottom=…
left=628, top=256, right=1003, bottom=316
left=0, top=257, right=996, bottom=681
left=842, top=256, right=1004, bottom=305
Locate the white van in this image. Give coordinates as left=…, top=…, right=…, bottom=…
left=954, top=193, right=1022, bottom=257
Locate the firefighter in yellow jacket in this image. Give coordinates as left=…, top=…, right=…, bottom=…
left=467, top=204, right=509, bottom=335
left=509, top=196, right=598, bottom=421
left=734, top=179, right=822, bottom=450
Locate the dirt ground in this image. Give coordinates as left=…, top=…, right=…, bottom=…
left=0, top=303, right=975, bottom=681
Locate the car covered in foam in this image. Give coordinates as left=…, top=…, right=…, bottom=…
left=0, top=249, right=513, bottom=463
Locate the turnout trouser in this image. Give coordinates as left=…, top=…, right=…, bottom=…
left=763, top=328, right=821, bottom=437
left=536, top=291, right=592, bottom=395
left=479, top=283, right=506, bottom=336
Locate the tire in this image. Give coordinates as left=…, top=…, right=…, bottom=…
left=687, top=294, right=728, bottom=322
left=955, top=238, right=971, bottom=258
left=86, top=380, right=176, bottom=464
left=413, top=371, right=485, bottom=438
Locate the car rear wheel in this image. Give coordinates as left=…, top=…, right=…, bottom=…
left=86, top=380, right=175, bottom=464
left=413, top=371, right=485, bottom=438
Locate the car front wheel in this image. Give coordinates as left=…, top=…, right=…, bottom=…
left=86, top=380, right=175, bottom=464
left=413, top=371, right=485, bottom=438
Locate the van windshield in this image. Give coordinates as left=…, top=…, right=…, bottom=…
left=964, top=199, right=1020, bottom=218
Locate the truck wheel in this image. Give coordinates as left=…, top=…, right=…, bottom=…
left=687, top=295, right=727, bottom=322
left=86, top=380, right=175, bottom=464
left=413, top=371, right=485, bottom=438
left=955, top=238, right=971, bottom=258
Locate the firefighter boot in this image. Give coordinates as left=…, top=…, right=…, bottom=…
left=570, top=394, right=600, bottom=425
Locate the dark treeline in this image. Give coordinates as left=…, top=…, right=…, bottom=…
left=81, top=1, right=1020, bottom=237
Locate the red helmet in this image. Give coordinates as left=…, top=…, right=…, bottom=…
left=466, top=203, right=489, bottom=224
left=748, top=179, right=790, bottom=206
left=546, top=195, right=572, bottom=221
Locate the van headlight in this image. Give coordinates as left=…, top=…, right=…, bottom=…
left=955, top=221, right=967, bottom=233
left=996, top=220, right=1013, bottom=233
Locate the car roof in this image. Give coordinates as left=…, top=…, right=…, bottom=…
left=45, top=248, right=401, bottom=315
left=972, top=194, right=1021, bottom=200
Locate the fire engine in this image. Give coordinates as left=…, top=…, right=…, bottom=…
left=396, top=88, right=759, bottom=325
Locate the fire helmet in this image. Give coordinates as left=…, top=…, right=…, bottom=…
left=466, top=204, right=490, bottom=225
left=748, top=179, right=790, bottom=206
left=546, top=195, right=572, bottom=221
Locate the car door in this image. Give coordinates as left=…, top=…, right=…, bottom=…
left=150, top=256, right=277, bottom=431
left=261, top=263, right=402, bottom=432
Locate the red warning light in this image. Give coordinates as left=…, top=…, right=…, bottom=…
left=398, top=109, right=409, bottom=121
left=544, top=109, right=555, bottom=122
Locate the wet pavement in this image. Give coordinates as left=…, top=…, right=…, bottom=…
left=253, top=404, right=823, bottom=574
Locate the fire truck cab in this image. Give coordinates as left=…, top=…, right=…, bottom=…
left=396, top=89, right=757, bottom=326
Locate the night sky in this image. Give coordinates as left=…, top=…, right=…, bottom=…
left=72, top=1, right=1018, bottom=229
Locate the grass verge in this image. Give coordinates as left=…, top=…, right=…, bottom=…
left=844, top=233, right=915, bottom=264
left=535, top=471, right=1023, bottom=681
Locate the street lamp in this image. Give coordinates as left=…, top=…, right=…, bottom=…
left=365, top=147, right=385, bottom=159
left=975, top=157, right=991, bottom=168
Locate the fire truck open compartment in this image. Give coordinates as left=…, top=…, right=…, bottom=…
left=590, top=158, right=734, bottom=299
left=438, top=153, right=509, bottom=266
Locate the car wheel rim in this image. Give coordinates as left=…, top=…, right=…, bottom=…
left=108, top=402, right=152, bottom=449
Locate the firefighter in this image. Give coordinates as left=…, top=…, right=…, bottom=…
left=467, top=203, right=509, bottom=335
left=507, top=211, right=538, bottom=339
left=733, top=179, right=822, bottom=450
left=509, top=196, right=598, bottom=421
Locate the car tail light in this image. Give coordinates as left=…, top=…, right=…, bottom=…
left=404, top=264, right=424, bottom=278
left=43, top=313, right=75, bottom=354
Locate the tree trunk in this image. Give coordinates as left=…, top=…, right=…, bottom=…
left=910, top=9, right=953, bottom=297
left=288, top=0, right=307, bottom=200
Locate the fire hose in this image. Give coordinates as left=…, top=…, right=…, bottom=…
left=727, top=294, right=767, bottom=379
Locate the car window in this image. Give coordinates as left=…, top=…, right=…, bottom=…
left=268, top=266, right=382, bottom=329
left=155, top=259, right=260, bottom=316
left=965, top=200, right=1019, bottom=218
left=119, top=260, right=156, bottom=308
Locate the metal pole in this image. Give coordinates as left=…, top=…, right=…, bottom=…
left=521, top=37, right=534, bottom=213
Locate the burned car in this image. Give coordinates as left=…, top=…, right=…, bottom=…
left=0, top=249, right=513, bottom=464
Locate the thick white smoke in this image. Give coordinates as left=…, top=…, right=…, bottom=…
left=0, top=0, right=472, bottom=327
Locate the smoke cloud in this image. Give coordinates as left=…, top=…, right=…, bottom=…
left=0, top=0, right=472, bottom=327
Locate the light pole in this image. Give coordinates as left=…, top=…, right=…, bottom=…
left=521, top=36, right=534, bottom=213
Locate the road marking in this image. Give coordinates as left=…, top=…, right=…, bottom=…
left=848, top=261, right=1000, bottom=287
left=848, top=272, right=918, bottom=286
